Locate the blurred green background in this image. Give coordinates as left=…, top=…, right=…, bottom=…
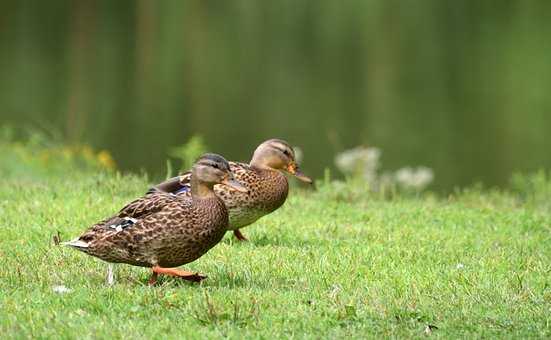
left=1, top=1, right=551, bottom=190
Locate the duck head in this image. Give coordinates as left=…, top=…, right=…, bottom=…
left=249, top=139, right=312, bottom=184
left=192, top=154, right=248, bottom=196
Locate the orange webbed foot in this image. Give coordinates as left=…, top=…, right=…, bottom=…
left=149, top=266, right=207, bottom=285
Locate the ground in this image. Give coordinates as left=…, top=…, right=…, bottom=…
left=1, top=173, right=550, bottom=338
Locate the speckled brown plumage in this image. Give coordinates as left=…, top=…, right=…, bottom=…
left=169, top=162, right=289, bottom=230
left=151, top=139, right=312, bottom=240
left=76, top=193, right=227, bottom=268
left=64, top=153, right=246, bottom=283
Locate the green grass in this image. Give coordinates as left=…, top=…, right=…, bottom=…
left=1, top=173, right=550, bottom=339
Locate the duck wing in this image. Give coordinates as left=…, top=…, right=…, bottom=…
left=151, top=162, right=250, bottom=196
left=76, top=192, right=187, bottom=243
left=149, top=175, right=191, bottom=196
left=146, top=176, right=186, bottom=194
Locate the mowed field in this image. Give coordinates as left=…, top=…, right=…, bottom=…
left=1, top=173, right=550, bottom=338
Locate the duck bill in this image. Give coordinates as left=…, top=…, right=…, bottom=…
left=287, top=163, right=313, bottom=184
left=221, top=178, right=248, bottom=193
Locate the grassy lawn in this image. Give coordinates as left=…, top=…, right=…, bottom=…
left=1, top=172, right=550, bottom=338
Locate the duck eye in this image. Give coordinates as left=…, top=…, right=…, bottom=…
left=211, top=163, right=219, bottom=169
left=283, top=150, right=290, bottom=157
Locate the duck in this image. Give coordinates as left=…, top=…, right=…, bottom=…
left=151, top=139, right=312, bottom=241
left=63, top=153, right=247, bottom=285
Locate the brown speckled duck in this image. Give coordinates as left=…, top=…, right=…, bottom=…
left=63, top=154, right=247, bottom=285
left=151, top=139, right=312, bottom=241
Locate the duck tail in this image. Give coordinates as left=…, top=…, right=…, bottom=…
left=62, top=237, right=90, bottom=249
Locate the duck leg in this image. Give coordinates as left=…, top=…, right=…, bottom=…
left=148, top=266, right=207, bottom=285
left=233, top=229, right=248, bottom=241
left=106, top=264, right=115, bottom=286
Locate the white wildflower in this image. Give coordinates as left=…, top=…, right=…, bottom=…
left=456, top=263, right=465, bottom=270
left=335, top=146, right=381, bottom=183
left=395, top=166, right=434, bottom=191
left=334, top=146, right=435, bottom=193
left=52, top=285, right=72, bottom=294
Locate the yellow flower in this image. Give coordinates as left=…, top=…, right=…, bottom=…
left=97, top=150, right=116, bottom=170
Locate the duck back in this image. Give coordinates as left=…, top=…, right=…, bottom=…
left=69, top=193, right=229, bottom=268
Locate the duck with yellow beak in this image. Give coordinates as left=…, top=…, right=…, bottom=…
left=152, top=139, right=313, bottom=241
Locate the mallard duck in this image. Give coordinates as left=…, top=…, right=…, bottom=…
left=151, top=139, right=312, bottom=241
left=63, top=154, right=247, bottom=285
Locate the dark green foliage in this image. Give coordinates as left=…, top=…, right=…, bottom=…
left=1, top=2, right=551, bottom=189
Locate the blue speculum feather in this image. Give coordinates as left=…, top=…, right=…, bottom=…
left=175, top=186, right=191, bottom=194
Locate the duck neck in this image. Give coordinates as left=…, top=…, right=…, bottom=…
left=249, top=162, right=289, bottom=211
left=249, top=157, right=265, bottom=170
left=249, top=162, right=275, bottom=175
left=191, top=176, right=217, bottom=199
left=249, top=156, right=277, bottom=172
left=249, top=163, right=286, bottom=183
